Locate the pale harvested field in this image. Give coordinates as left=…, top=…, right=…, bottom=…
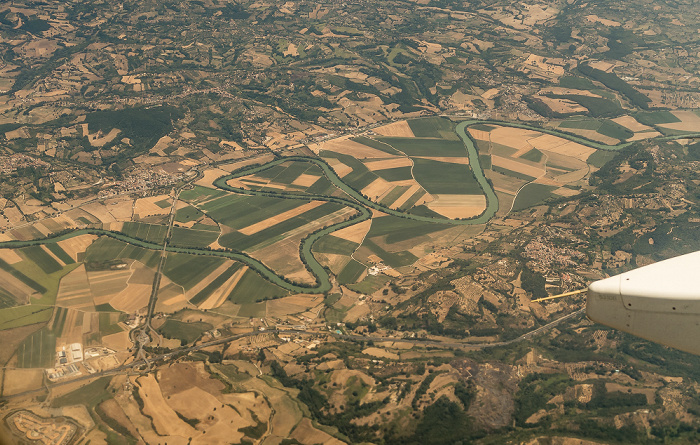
left=427, top=194, right=486, bottom=219
left=98, top=399, right=139, bottom=439
left=490, top=127, right=541, bottom=150
left=105, top=283, right=151, bottom=313
left=539, top=150, right=587, bottom=171
left=292, top=173, right=322, bottom=187
left=221, top=391, right=271, bottom=427
left=117, top=390, right=188, bottom=445
left=332, top=219, right=371, bottom=243
left=659, top=110, right=700, bottom=131
left=314, top=136, right=390, bottom=159
left=0, top=268, right=38, bottom=303
left=538, top=96, right=587, bottom=114
left=361, top=177, right=395, bottom=200
left=486, top=170, right=526, bottom=194
left=252, top=237, right=315, bottom=284
left=363, top=157, right=413, bottom=170
left=586, top=14, right=621, bottom=26
left=218, top=154, right=276, bottom=172
left=57, top=234, right=97, bottom=262
left=81, top=202, right=117, bottom=223
left=267, top=295, right=321, bottom=318
left=551, top=168, right=589, bottom=183
left=552, top=187, right=581, bottom=197
left=134, top=195, right=171, bottom=218
left=56, top=265, right=94, bottom=310
left=317, top=252, right=351, bottom=274
left=324, top=158, right=354, bottom=178
left=199, top=266, right=248, bottom=310
left=197, top=168, right=229, bottom=188
left=492, top=155, right=545, bottom=177
left=628, top=131, right=663, bottom=141
left=560, top=128, right=619, bottom=145
left=159, top=362, right=226, bottom=398
left=87, top=268, right=132, bottom=300
left=101, top=331, right=131, bottom=351
left=533, top=176, right=564, bottom=187
left=362, top=347, right=399, bottom=360
left=137, top=374, right=197, bottom=438
left=239, top=201, right=325, bottom=235
left=104, top=198, right=134, bottom=221
left=56, top=308, right=84, bottom=344
left=413, top=156, right=469, bottom=164
left=612, top=115, right=655, bottom=133
left=468, top=128, right=491, bottom=141
left=183, top=261, right=234, bottom=298
left=373, top=121, right=415, bottom=137
left=3, top=368, right=44, bottom=396
left=291, top=418, right=346, bottom=445
left=544, top=141, right=596, bottom=161
left=167, top=386, right=251, bottom=444
left=392, top=186, right=426, bottom=210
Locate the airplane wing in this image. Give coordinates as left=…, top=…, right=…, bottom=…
left=587, top=251, right=700, bottom=356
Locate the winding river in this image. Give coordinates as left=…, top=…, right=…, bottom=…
left=1, top=120, right=693, bottom=295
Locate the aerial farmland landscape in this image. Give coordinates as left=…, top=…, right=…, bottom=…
left=1, top=0, right=700, bottom=443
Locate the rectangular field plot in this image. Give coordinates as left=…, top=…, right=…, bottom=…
left=376, top=138, right=466, bottom=157
left=312, top=235, right=360, bottom=256
left=162, top=253, right=227, bottom=291
left=85, top=237, right=159, bottom=268
left=17, top=326, right=56, bottom=368
left=512, top=183, right=558, bottom=211
left=121, top=222, right=168, bottom=244
left=407, top=117, right=457, bottom=139
left=218, top=201, right=348, bottom=251
left=170, top=227, right=220, bottom=248
left=174, top=206, right=204, bottom=223
left=321, top=151, right=381, bottom=190
left=158, top=320, right=213, bottom=344
left=20, top=246, right=63, bottom=274
left=367, top=215, right=448, bottom=244
left=199, top=194, right=301, bottom=228
left=179, top=185, right=227, bottom=203
left=189, top=263, right=244, bottom=306
left=227, top=269, right=288, bottom=304
left=337, top=259, right=366, bottom=285
left=412, top=158, right=482, bottom=195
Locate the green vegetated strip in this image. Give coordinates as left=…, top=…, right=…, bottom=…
left=20, top=246, right=63, bottom=274
left=190, top=263, right=243, bottom=305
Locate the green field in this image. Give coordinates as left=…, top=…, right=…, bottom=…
left=179, top=185, right=227, bottom=203
left=512, top=183, right=558, bottom=211
left=237, top=302, right=267, bottom=318
left=347, top=274, right=389, bottom=294
left=174, top=205, right=204, bottom=223
left=170, top=227, right=219, bottom=248
left=362, top=238, right=418, bottom=268
left=85, top=237, right=159, bottom=268
left=218, top=201, right=347, bottom=251
left=587, top=150, right=617, bottom=168
left=162, top=253, right=226, bottom=291
left=121, top=222, right=168, bottom=244
left=520, top=149, right=544, bottom=163
left=408, top=117, right=457, bottom=139
left=373, top=166, right=413, bottom=182
left=17, top=326, right=56, bottom=368
left=321, top=151, right=380, bottom=191
left=313, top=235, right=360, bottom=256
left=633, top=110, right=681, bottom=126
left=366, top=215, right=447, bottom=244
left=20, top=246, right=63, bottom=274
left=558, top=118, right=633, bottom=140
left=51, top=376, right=112, bottom=408
left=190, top=263, right=244, bottom=305
left=376, top=138, right=466, bottom=157
left=158, top=319, right=213, bottom=344
left=379, top=185, right=411, bottom=206
left=412, top=158, right=483, bottom=195
left=227, top=269, right=288, bottom=303
left=45, top=244, right=76, bottom=265
left=337, top=259, right=366, bottom=285
left=199, top=194, right=303, bottom=229
left=492, top=166, right=537, bottom=182
left=350, top=137, right=402, bottom=155
left=0, top=257, right=46, bottom=294
left=99, top=312, right=124, bottom=336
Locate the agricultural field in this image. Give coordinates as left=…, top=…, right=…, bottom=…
left=469, top=124, right=598, bottom=212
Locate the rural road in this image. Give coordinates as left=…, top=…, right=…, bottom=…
left=1, top=307, right=585, bottom=401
